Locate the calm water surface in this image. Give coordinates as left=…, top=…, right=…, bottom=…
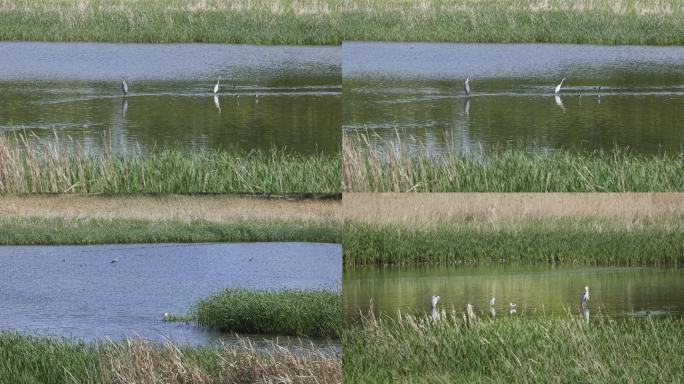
left=344, top=265, right=684, bottom=322
left=343, top=42, right=684, bottom=155
left=0, top=42, right=340, bottom=155
left=0, top=242, right=341, bottom=346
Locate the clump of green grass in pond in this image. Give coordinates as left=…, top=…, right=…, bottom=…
left=0, top=218, right=340, bottom=245
left=0, top=332, right=341, bottom=384
left=342, top=310, right=684, bottom=383
left=0, top=135, right=340, bottom=193
left=343, top=220, right=684, bottom=268
left=343, top=133, right=684, bottom=192
left=194, top=288, right=342, bottom=338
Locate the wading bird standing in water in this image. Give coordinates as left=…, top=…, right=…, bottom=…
left=214, top=76, right=220, bottom=94
left=121, top=78, right=128, bottom=96
left=554, top=77, right=566, bottom=94
left=489, top=297, right=496, bottom=306
left=580, top=286, right=590, bottom=307
left=464, top=78, right=470, bottom=96
left=430, top=295, right=440, bottom=311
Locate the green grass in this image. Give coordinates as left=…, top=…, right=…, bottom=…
left=0, top=136, right=340, bottom=193
left=343, top=220, right=684, bottom=268
left=343, top=311, right=684, bottom=383
left=341, top=0, right=684, bottom=46
left=0, top=0, right=682, bottom=45
left=0, top=332, right=340, bottom=384
left=343, top=135, right=684, bottom=192
left=0, top=0, right=343, bottom=45
left=194, top=288, right=342, bottom=338
left=0, top=218, right=340, bottom=245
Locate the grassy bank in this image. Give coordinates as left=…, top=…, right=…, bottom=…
left=343, top=134, right=684, bottom=192
left=0, top=217, right=340, bottom=245
left=0, top=333, right=340, bottom=384
left=194, top=288, right=342, bottom=338
left=0, top=0, right=343, bottom=45
left=0, top=194, right=341, bottom=223
left=342, top=311, right=684, bottom=383
left=0, top=136, right=340, bottom=193
left=343, top=220, right=684, bottom=267
left=1, top=1, right=682, bottom=45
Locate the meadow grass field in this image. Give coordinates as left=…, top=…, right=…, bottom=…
left=343, top=134, right=684, bottom=192
left=0, top=0, right=682, bottom=45
left=192, top=288, right=342, bottom=337
left=0, top=332, right=340, bottom=384
left=0, top=135, right=340, bottom=194
left=343, top=193, right=684, bottom=267
left=0, top=194, right=341, bottom=245
left=342, top=310, right=684, bottom=383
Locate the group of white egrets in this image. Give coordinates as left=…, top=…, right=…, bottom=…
left=120, top=76, right=258, bottom=114
left=429, top=286, right=590, bottom=319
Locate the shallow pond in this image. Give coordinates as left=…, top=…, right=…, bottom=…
left=0, top=42, right=340, bottom=155
left=343, top=265, right=684, bottom=321
left=0, top=242, right=341, bottom=346
left=343, top=42, right=684, bottom=155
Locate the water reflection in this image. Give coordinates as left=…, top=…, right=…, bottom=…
left=0, top=42, right=341, bottom=155
left=343, top=265, right=684, bottom=322
left=343, top=42, right=684, bottom=155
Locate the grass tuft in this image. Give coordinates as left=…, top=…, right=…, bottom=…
left=194, top=288, right=342, bottom=338
left=343, top=309, right=684, bottom=383
left=343, top=133, right=684, bottom=192
left=0, top=332, right=340, bottom=384
left=0, top=134, right=340, bottom=194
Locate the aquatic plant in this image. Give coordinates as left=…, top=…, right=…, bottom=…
left=0, top=332, right=340, bottom=384
left=343, top=309, right=684, bottom=383
left=0, top=218, right=340, bottom=245
left=343, top=133, right=684, bottom=192
left=193, top=288, right=342, bottom=338
left=0, top=135, right=340, bottom=193
left=343, top=220, right=684, bottom=268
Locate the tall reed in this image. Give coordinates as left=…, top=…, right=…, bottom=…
left=343, top=220, right=684, bottom=268
left=0, top=134, right=340, bottom=193
left=343, top=133, right=684, bottom=192
left=343, top=309, right=684, bottom=383
left=0, top=332, right=341, bottom=384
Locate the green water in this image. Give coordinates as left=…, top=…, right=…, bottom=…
left=0, top=42, right=341, bottom=155
left=344, top=265, right=684, bottom=321
left=343, top=43, right=684, bottom=155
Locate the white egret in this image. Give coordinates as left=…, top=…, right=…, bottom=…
left=464, top=78, right=470, bottom=96
left=580, top=286, right=589, bottom=307
left=121, top=78, right=128, bottom=95
left=489, top=297, right=496, bottom=306
left=430, top=295, right=440, bottom=311
left=214, top=76, right=220, bottom=94
left=554, top=77, right=566, bottom=94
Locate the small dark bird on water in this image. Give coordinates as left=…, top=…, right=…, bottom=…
left=111, top=258, right=119, bottom=264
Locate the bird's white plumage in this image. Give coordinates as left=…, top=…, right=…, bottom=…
left=430, top=295, right=440, bottom=310
left=464, top=78, right=470, bottom=96
left=214, top=76, right=220, bottom=94
left=489, top=297, right=496, bottom=306
left=555, top=77, right=566, bottom=94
